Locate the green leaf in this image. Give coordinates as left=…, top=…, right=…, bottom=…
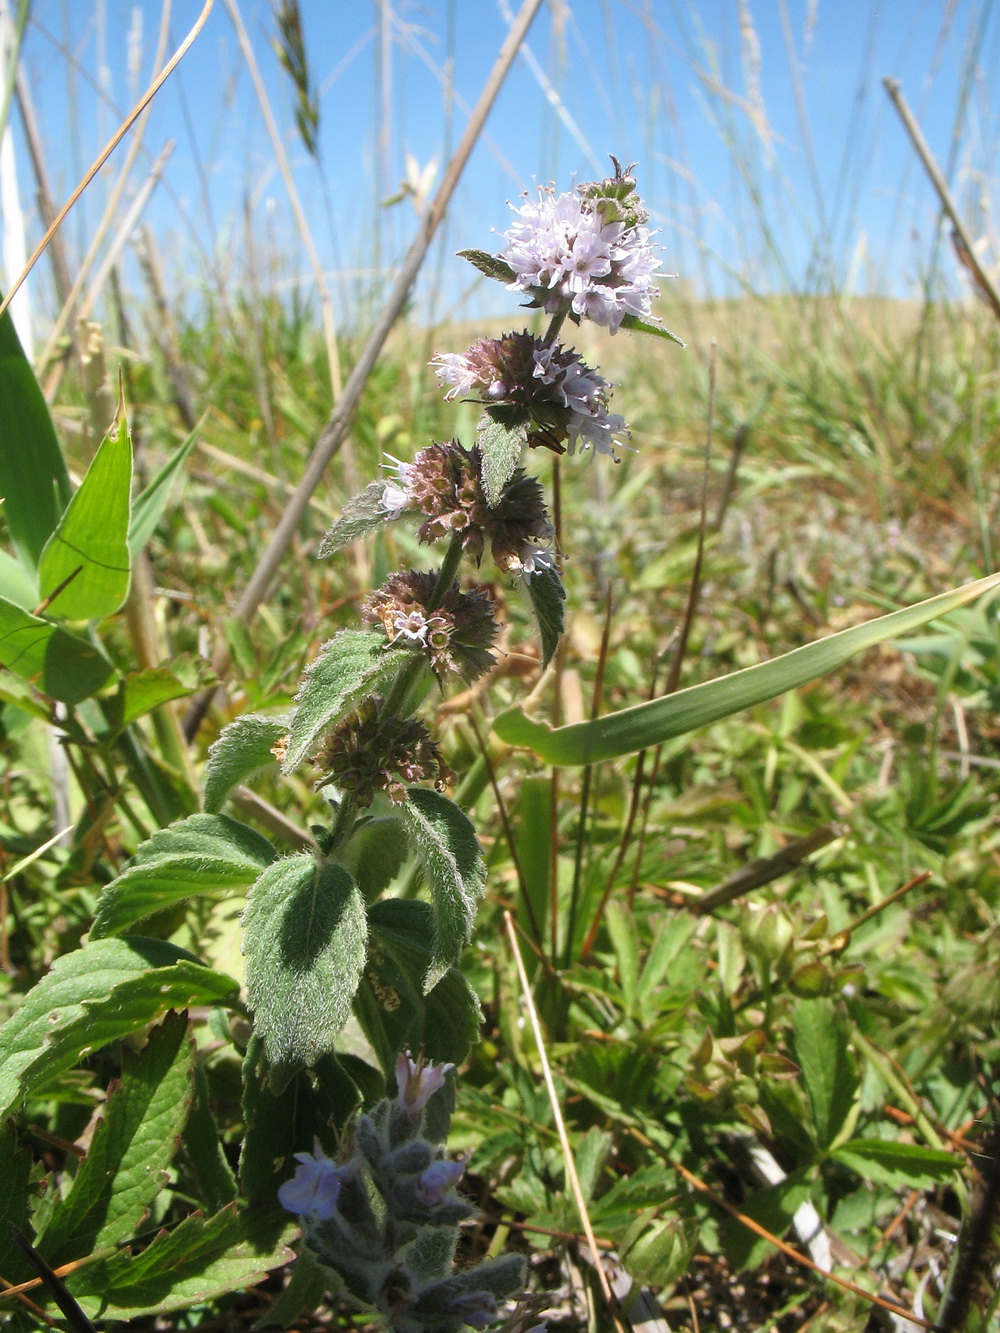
left=0, top=1122, right=33, bottom=1285
left=791, top=998, right=858, bottom=1152
left=283, top=630, right=418, bottom=773
left=0, top=547, right=37, bottom=610
left=103, top=664, right=197, bottom=739
left=317, top=481, right=392, bottom=558
left=243, top=855, right=367, bottom=1089
left=182, top=1058, right=239, bottom=1213
left=456, top=247, right=516, bottom=284
left=0, top=936, right=238, bottom=1120
left=91, top=814, right=276, bottom=938
left=605, top=900, right=640, bottom=1015
left=239, top=1037, right=364, bottom=1206
left=65, top=1203, right=293, bottom=1319
left=342, top=814, right=408, bottom=901
left=397, top=787, right=486, bottom=989
left=37, top=413, right=132, bottom=619
left=0, top=593, right=115, bottom=703
left=620, top=1210, right=698, bottom=1287
left=526, top=564, right=565, bottom=667
left=251, top=1245, right=330, bottom=1329
left=493, top=571, right=1000, bottom=765
left=128, top=425, right=197, bottom=557
left=355, top=899, right=482, bottom=1076
left=833, top=1139, right=962, bottom=1188
left=36, top=1012, right=193, bottom=1268
left=203, top=713, right=290, bottom=813
left=0, top=303, right=71, bottom=572
left=619, top=313, right=686, bottom=346
left=477, top=411, right=526, bottom=506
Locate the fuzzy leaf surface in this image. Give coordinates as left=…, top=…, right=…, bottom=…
left=494, top=571, right=1000, bottom=764
left=243, top=855, right=367, bottom=1089
left=203, top=713, right=290, bottom=812
left=0, top=937, right=238, bottom=1120
left=456, top=248, right=516, bottom=283
left=318, top=480, right=393, bottom=557
left=0, top=304, right=71, bottom=571
left=477, top=411, right=527, bottom=505
left=65, top=1203, right=293, bottom=1319
left=0, top=594, right=115, bottom=703
left=283, top=630, right=417, bottom=773
left=36, top=1012, right=193, bottom=1268
left=397, top=787, right=486, bottom=989
left=38, top=414, right=132, bottom=619
left=526, top=564, right=565, bottom=666
left=355, top=899, right=482, bottom=1075
left=619, top=313, right=686, bottom=346
left=92, top=814, right=276, bottom=938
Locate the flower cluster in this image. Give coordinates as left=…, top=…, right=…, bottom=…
left=316, top=698, right=453, bottom=805
left=380, top=441, right=556, bottom=577
left=363, top=570, right=499, bottom=681
left=431, top=331, right=631, bottom=459
left=280, top=1054, right=526, bottom=1333
left=499, top=162, right=660, bottom=333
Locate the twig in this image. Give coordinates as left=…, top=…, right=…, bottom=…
left=182, top=0, right=545, bottom=741
left=503, top=911, right=624, bottom=1327
left=883, top=77, right=1000, bottom=325
left=691, top=823, right=843, bottom=914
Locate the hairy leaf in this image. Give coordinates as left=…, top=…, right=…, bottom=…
left=0, top=937, right=238, bottom=1120
left=92, top=814, right=276, bottom=938
left=525, top=563, right=565, bottom=666
left=494, top=571, right=1000, bottom=764
left=36, top=1012, right=193, bottom=1267
left=243, top=856, right=367, bottom=1089
left=477, top=412, right=526, bottom=506
left=203, top=713, right=290, bottom=812
left=38, top=413, right=132, bottom=619
left=397, top=787, right=486, bottom=988
left=283, top=630, right=417, bottom=773
left=356, top=899, right=482, bottom=1076
left=318, top=480, right=393, bottom=557
left=619, top=312, right=686, bottom=346
left=456, top=247, right=516, bottom=283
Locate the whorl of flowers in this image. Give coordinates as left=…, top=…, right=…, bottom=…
left=315, top=698, right=452, bottom=806
left=380, top=441, right=556, bottom=577
left=431, top=331, right=631, bottom=460
left=499, top=159, right=661, bottom=333
left=362, top=570, right=500, bottom=682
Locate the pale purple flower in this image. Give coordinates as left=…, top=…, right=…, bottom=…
left=389, top=609, right=448, bottom=647
left=379, top=454, right=416, bottom=518
left=519, top=545, right=557, bottom=580
left=395, top=1050, right=455, bottom=1119
left=278, top=1146, right=354, bottom=1220
left=431, top=352, right=481, bottom=401
left=500, top=187, right=661, bottom=333
left=415, top=1157, right=466, bottom=1206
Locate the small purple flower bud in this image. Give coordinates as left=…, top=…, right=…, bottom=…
left=415, top=1157, right=466, bottom=1206
left=446, top=1291, right=499, bottom=1329
left=395, top=1050, right=454, bottom=1119
left=278, top=1147, right=354, bottom=1221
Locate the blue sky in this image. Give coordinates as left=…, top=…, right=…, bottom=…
left=10, top=0, right=1000, bottom=325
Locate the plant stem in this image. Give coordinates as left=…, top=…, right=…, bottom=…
left=327, top=793, right=358, bottom=856
left=429, top=532, right=465, bottom=609
left=542, top=309, right=568, bottom=345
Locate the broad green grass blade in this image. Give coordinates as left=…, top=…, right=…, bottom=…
left=0, top=548, right=37, bottom=610
left=0, top=594, right=115, bottom=703
left=0, top=305, right=71, bottom=572
left=493, top=571, right=1000, bottom=766
left=128, top=425, right=198, bottom=558
left=38, top=415, right=132, bottom=619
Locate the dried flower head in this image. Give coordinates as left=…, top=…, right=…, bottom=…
left=362, top=569, right=500, bottom=682
left=388, top=441, right=556, bottom=576
left=432, top=331, right=631, bottom=460
left=316, top=698, right=453, bottom=806
left=500, top=164, right=661, bottom=333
